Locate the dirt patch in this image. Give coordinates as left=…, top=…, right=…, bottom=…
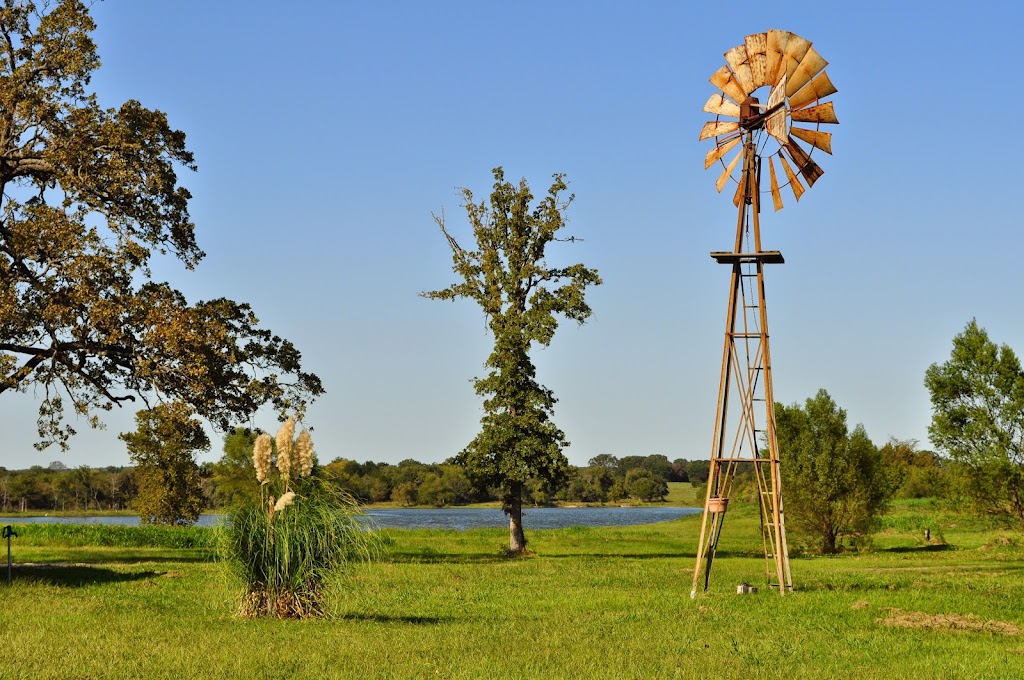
left=851, top=600, right=870, bottom=610
left=877, top=608, right=1019, bottom=636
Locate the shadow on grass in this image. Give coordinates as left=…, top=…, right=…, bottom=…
left=7, top=564, right=163, bottom=587
left=541, top=552, right=698, bottom=560
left=386, top=551, right=508, bottom=565
left=336, top=612, right=451, bottom=625
left=15, top=554, right=213, bottom=565
left=882, top=544, right=956, bottom=553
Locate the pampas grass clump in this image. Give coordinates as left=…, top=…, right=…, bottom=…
left=219, top=419, right=380, bottom=619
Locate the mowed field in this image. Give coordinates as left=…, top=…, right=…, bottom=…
left=1, top=498, right=1022, bottom=679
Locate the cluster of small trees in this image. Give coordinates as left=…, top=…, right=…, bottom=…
left=0, top=463, right=136, bottom=512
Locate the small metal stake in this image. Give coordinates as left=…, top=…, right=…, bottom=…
left=3, top=525, right=16, bottom=583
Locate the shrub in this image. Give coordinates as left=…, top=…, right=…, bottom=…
left=217, top=418, right=382, bottom=618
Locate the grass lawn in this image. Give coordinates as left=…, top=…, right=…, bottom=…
left=1, top=500, right=1022, bottom=679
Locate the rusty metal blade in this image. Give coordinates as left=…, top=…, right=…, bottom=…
left=768, top=156, right=783, bottom=211
left=704, top=135, right=741, bottom=169
left=745, top=32, right=768, bottom=89
left=702, top=93, right=741, bottom=118
left=791, top=101, right=839, bottom=124
left=787, top=46, right=828, bottom=96
left=791, top=127, right=833, bottom=154
left=784, top=136, right=824, bottom=186
left=724, top=44, right=755, bottom=95
left=778, top=153, right=805, bottom=202
left=783, top=34, right=811, bottom=84
left=716, top=149, right=742, bottom=193
left=765, top=73, right=788, bottom=144
left=790, top=100, right=839, bottom=124
left=766, top=29, right=792, bottom=85
left=732, top=173, right=745, bottom=206
left=699, top=120, right=740, bottom=141
left=789, top=70, right=838, bottom=110
left=709, top=65, right=746, bottom=104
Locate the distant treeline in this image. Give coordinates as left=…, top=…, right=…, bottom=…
left=0, top=453, right=687, bottom=512
left=0, top=436, right=949, bottom=513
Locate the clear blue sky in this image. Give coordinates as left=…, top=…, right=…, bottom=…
left=3, top=0, right=1022, bottom=469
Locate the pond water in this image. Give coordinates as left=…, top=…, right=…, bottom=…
left=2, top=506, right=700, bottom=531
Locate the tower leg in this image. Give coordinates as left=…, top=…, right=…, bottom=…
left=691, top=134, right=792, bottom=595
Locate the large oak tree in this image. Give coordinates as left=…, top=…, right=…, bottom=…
left=0, top=1, right=322, bottom=450
left=425, top=167, right=600, bottom=554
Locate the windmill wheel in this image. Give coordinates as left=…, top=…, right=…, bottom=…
left=698, top=30, right=839, bottom=211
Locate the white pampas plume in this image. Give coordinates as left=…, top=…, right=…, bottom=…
left=275, top=417, right=295, bottom=479
left=252, top=434, right=272, bottom=484
left=295, top=429, right=315, bottom=478
left=273, top=491, right=296, bottom=512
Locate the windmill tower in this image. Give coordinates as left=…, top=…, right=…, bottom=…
left=691, top=30, right=838, bottom=596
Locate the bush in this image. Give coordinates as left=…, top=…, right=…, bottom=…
left=217, top=419, right=382, bottom=618
left=218, top=478, right=379, bottom=618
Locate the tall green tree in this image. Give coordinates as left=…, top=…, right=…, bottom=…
left=0, top=0, right=322, bottom=451
left=120, top=402, right=209, bottom=525
left=925, top=319, right=1024, bottom=525
left=425, top=167, right=601, bottom=554
left=775, top=389, right=892, bottom=553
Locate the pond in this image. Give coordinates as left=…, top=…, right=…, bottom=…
left=2, top=506, right=700, bottom=531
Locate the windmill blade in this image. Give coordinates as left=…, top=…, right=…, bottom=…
left=766, top=29, right=792, bottom=85
left=745, top=32, right=769, bottom=89
left=789, top=70, right=838, bottom=110
left=778, top=154, right=805, bottom=202
left=790, top=101, right=839, bottom=124
left=732, top=173, right=745, bottom=207
left=768, top=157, right=784, bottom=211
left=724, top=44, right=755, bottom=94
left=787, top=46, right=828, bottom=96
left=782, top=34, right=811, bottom=84
left=765, top=73, right=788, bottom=144
left=699, top=120, right=740, bottom=141
left=716, top=149, right=742, bottom=193
left=709, top=65, right=746, bottom=104
left=791, top=127, right=833, bottom=154
left=784, top=137, right=824, bottom=186
left=702, top=93, right=741, bottom=118
left=704, top=136, right=741, bottom=169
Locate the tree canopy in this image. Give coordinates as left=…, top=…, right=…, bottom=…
left=925, top=319, right=1024, bottom=525
left=775, top=389, right=892, bottom=553
left=424, top=167, right=601, bottom=553
left=0, top=0, right=322, bottom=450
left=119, top=401, right=208, bottom=525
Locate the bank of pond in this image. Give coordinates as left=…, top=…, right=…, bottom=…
left=2, top=505, right=700, bottom=531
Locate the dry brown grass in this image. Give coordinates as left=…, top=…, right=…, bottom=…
left=877, top=608, right=1020, bottom=636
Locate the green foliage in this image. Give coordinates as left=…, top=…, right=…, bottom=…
left=13, top=522, right=214, bottom=549
left=424, top=167, right=601, bottom=551
left=624, top=468, right=668, bottom=502
left=0, top=0, right=322, bottom=451
left=925, top=319, right=1024, bottom=526
left=776, top=389, right=894, bottom=553
left=210, top=428, right=262, bottom=508
left=119, top=402, right=209, bottom=526
left=880, top=438, right=949, bottom=499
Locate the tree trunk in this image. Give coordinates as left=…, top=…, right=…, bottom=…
left=508, top=482, right=527, bottom=555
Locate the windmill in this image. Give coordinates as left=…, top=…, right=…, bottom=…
left=691, top=30, right=838, bottom=596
